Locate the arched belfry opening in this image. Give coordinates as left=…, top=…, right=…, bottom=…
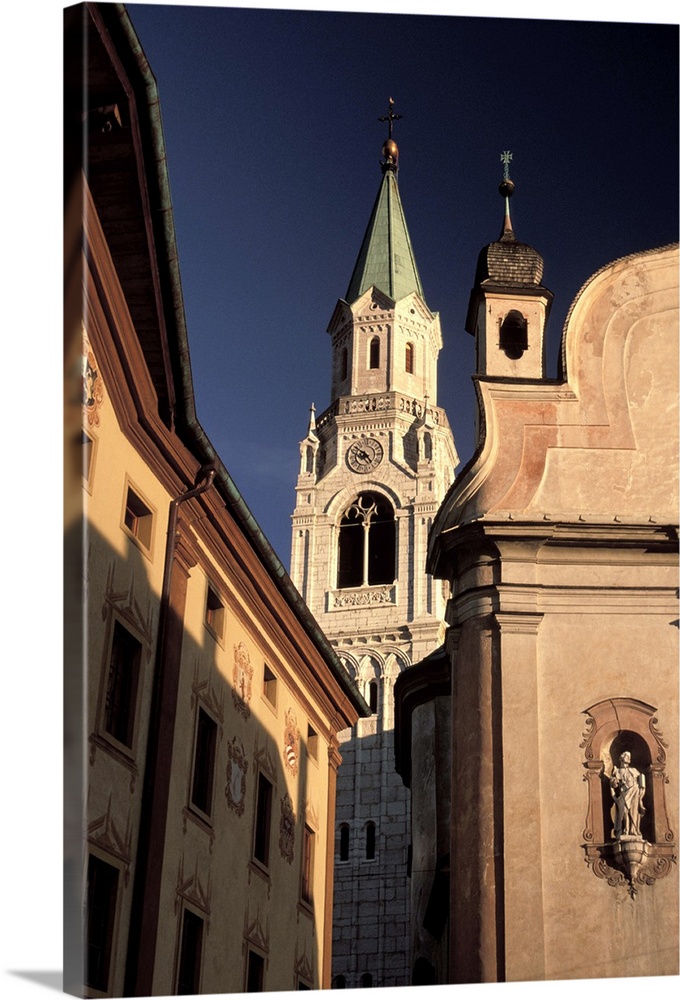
left=499, top=309, right=528, bottom=359
left=337, top=492, right=396, bottom=589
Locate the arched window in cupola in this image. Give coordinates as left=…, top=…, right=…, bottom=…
left=340, top=346, right=348, bottom=381
left=405, top=341, right=414, bottom=374
left=369, top=336, right=380, bottom=369
left=499, top=309, right=528, bottom=359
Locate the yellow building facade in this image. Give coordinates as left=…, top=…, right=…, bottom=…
left=64, top=5, right=367, bottom=996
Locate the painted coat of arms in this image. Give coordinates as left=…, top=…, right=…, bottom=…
left=232, top=642, right=253, bottom=719
left=283, top=709, right=300, bottom=776
left=225, top=737, right=248, bottom=817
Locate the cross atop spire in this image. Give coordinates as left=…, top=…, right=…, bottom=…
left=501, top=150, right=513, bottom=180
left=378, top=97, right=402, bottom=139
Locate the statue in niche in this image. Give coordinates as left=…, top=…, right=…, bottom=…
left=609, top=751, right=646, bottom=839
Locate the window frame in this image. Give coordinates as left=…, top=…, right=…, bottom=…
left=175, top=905, right=205, bottom=996
left=100, top=618, right=143, bottom=756
left=189, top=705, right=219, bottom=822
left=204, top=582, right=225, bottom=642
left=306, top=723, right=318, bottom=762
left=82, top=428, right=97, bottom=491
left=368, top=336, right=380, bottom=370
left=85, top=851, right=121, bottom=996
left=121, top=478, right=155, bottom=557
left=245, top=949, right=266, bottom=993
left=252, top=771, right=274, bottom=869
left=337, top=492, right=396, bottom=590
left=262, top=664, right=278, bottom=710
left=365, top=821, right=376, bottom=862
left=300, top=824, right=315, bottom=908
left=339, top=823, right=350, bottom=863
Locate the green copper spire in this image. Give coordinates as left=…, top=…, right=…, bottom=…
left=345, top=100, right=424, bottom=304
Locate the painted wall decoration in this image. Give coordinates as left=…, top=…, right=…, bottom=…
left=232, top=642, right=253, bottom=719
left=82, top=338, right=105, bottom=426
left=284, top=709, right=300, bottom=776
left=225, top=737, right=248, bottom=817
left=279, top=793, right=296, bottom=864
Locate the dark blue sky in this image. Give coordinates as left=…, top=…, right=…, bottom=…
left=127, top=2, right=678, bottom=568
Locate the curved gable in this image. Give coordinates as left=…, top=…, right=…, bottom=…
left=429, top=245, right=678, bottom=564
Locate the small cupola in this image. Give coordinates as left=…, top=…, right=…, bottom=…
left=465, top=152, right=553, bottom=379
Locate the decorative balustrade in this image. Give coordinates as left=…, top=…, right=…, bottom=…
left=315, top=393, right=447, bottom=431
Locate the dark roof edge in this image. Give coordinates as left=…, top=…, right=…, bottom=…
left=108, top=3, right=369, bottom=719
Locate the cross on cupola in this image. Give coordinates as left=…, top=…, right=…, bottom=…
left=499, top=150, right=516, bottom=237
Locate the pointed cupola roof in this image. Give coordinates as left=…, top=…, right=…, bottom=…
left=345, top=99, right=424, bottom=305
left=471, top=151, right=547, bottom=291
left=466, top=151, right=552, bottom=333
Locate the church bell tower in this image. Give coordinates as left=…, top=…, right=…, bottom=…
left=290, top=102, right=458, bottom=988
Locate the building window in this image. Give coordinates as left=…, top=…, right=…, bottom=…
left=332, top=975, right=347, bottom=989
left=263, top=665, right=277, bottom=708
left=82, top=430, right=95, bottom=484
left=499, top=309, right=528, bottom=359
left=369, top=336, right=380, bottom=369
left=205, top=584, right=225, bottom=640
left=301, top=825, right=315, bottom=906
left=85, top=854, right=119, bottom=994
left=191, top=708, right=218, bottom=818
left=122, top=483, right=154, bottom=552
left=104, top=622, right=141, bottom=749
left=246, top=950, right=265, bottom=992
left=413, top=958, right=437, bottom=985
left=339, top=823, right=350, bottom=862
left=337, top=492, right=395, bottom=589
left=366, top=821, right=376, bottom=861
left=253, top=773, right=273, bottom=867
left=368, top=680, right=378, bottom=715
left=360, top=973, right=374, bottom=988
left=341, top=346, right=348, bottom=381
left=307, top=724, right=318, bottom=761
left=176, top=909, right=204, bottom=996
left=405, top=341, right=414, bottom=374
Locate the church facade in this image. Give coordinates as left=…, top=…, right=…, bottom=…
left=290, top=117, right=458, bottom=987
left=395, top=169, right=679, bottom=983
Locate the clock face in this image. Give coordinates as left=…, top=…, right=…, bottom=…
left=347, top=436, right=383, bottom=473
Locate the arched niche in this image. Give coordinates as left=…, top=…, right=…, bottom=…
left=580, top=698, right=675, bottom=893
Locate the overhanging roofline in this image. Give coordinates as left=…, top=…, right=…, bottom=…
left=95, top=3, right=369, bottom=719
